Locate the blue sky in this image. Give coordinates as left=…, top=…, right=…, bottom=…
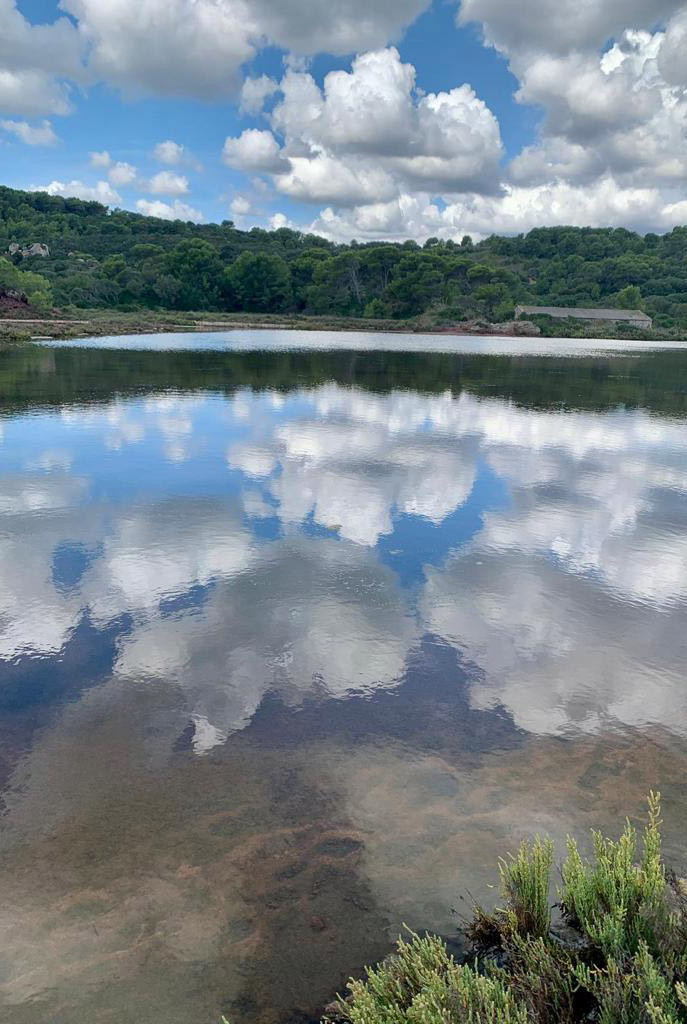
left=1, top=0, right=686, bottom=239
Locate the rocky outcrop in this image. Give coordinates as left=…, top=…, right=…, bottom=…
left=436, top=318, right=541, bottom=337
left=7, top=242, right=50, bottom=259
left=0, top=287, right=29, bottom=310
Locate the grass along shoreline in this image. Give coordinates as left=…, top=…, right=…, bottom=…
left=324, top=795, right=687, bottom=1024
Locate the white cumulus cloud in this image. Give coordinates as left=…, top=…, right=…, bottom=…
left=239, top=74, right=280, bottom=115
left=222, top=128, right=288, bottom=173
left=135, top=198, right=204, bottom=221
left=107, top=160, right=138, bottom=187
left=147, top=170, right=190, bottom=196
left=89, top=149, right=112, bottom=168
left=0, top=118, right=58, bottom=145
left=35, top=179, right=122, bottom=205
left=153, top=139, right=185, bottom=164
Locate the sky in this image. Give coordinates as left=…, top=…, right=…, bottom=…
left=0, top=0, right=686, bottom=241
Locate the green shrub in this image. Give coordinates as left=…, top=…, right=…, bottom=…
left=0, top=256, right=53, bottom=308
left=576, top=943, right=684, bottom=1024
left=506, top=931, right=576, bottom=1024
left=500, top=835, right=554, bottom=938
left=329, top=796, right=687, bottom=1024
left=466, top=835, right=554, bottom=947
left=332, top=931, right=528, bottom=1024
left=560, top=792, right=670, bottom=958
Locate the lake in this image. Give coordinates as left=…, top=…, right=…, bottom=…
left=1, top=331, right=686, bottom=1024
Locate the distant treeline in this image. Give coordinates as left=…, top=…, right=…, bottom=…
left=1, top=185, right=687, bottom=330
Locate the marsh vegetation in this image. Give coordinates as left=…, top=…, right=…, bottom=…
left=330, top=796, right=687, bottom=1024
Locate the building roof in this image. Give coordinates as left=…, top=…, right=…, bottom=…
left=516, top=305, right=652, bottom=324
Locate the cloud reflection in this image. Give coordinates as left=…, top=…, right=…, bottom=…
left=1, top=383, right=686, bottom=745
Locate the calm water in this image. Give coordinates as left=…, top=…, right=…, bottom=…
left=1, top=332, right=687, bottom=1023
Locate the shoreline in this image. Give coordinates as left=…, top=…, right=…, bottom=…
left=3, top=309, right=687, bottom=346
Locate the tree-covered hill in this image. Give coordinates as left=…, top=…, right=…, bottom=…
left=1, top=184, right=687, bottom=332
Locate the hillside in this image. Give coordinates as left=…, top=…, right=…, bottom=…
left=1, top=185, right=687, bottom=334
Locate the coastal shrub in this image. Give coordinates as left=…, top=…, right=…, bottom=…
left=329, top=796, right=687, bottom=1024
left=560, top=792, right=671, bottom=958
left=505, top=932, right=576, bottom=1024
left=500, top=835, right=554, bottom=938
left=575, top=944, right=685, bottom=1024
left=0, top=256, right=53, bottom=308
left=332, top=931, right=528, bottom=1024
left=466, top=835, right=554, bottom=947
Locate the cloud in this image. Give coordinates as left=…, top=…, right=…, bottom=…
left=310, top=174, right=687, bottom=243
left=0, top=118, right=58, bottom=145
left=0, top=2, right=82, bottom=115
left=222, top=47, right=504, bottom=212
left=82, top=162, right=192, bottom=198
left=246, top=4, right=687, bottom=241
left=89, top=149, right=112, bottom=168
left=252, top=0, right=431, bottom=56
left=240, top=74, right=280, bottom=115
left=54, top=0, right=431, bottom=102
left=268, top=212, right=295, bottom=229
left=448, top=0, right=687, bottom=233
left=275, top=154, right=397, bottom=206
left=0, top=68, right=72, bottom=117
left=107, top=160, right=138, bottom=186
left=4, top=0, right=687, bottom=244
left=501, top=29, right=687, bottom=192
left=153, top=138, right=201, bottom=170
left=0, top=0, right=431, bottom=119
left=153, top=139, right=185, bottom=164
left=61, top=0, right=256, bottom=99
left=659, top=7, right=687, bottom=84
left=266, top=49, right=504, bottom=204
left=230, top=195, right=252, bottom=216
left=35, top=179, right=122, bottom=204
left=457, top=0, right=683, bottom=57
left=222, top=128, right=288, bottom=173
left=147, top=170, right=190, bottom=196
left=0, top=0, right=82, bottom=73
left=134, top=198, right=204, bottom=221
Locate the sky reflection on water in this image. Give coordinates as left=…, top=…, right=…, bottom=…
left=0, top=338, right=686, bottom=1023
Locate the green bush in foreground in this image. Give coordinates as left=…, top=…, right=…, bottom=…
left=328, top=795, right=687, bottom=1024
left=500, top=835, right=555, bottom=939
left=334, top=932, right=528, bottom=1024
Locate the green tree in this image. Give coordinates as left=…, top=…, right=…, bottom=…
left=0, top=256, right=53, bottom=308
left=387, top=254, right=445, bottom=316
left=615, top=284, right=643, bottom=309
left=166, top=239, right=225, bottom=310
left=475, top=282, right=511, bottom=320
left=227, top=251, right=292, bottom=312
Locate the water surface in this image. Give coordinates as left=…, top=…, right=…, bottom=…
left=1, top=332, right=686, bottom=1023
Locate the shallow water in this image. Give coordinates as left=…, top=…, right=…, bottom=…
left=1, top=332, right=686, bottom=1023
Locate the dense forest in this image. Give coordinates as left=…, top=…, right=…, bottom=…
left=1, top=184, right=687, bottom=332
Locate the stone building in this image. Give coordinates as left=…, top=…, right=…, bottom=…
left=515, top=305, right=652, bottom=328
